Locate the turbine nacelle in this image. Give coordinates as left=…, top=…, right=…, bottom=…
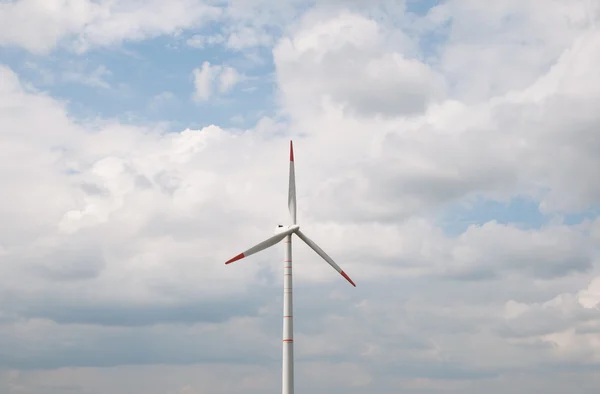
left=275, top=224, right=300, bottom=235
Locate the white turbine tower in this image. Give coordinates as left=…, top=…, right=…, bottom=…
left=224, top=140, right=356, bottom=394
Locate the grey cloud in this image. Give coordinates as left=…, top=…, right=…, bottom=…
left=154, top=171, right=183, bottom=194
left=454, top=222, right=596, bottom=279
left=378, top=361, right=499, bottom=381
left=327, top=56, right=445, bottom=117
left=441, top=267, right=497, bottom=281
left=496, top=296, right=600, bottom=339
left=0, top=272, right=598, bottom=389
left=34, top=250, right=106, bottom=281
left=134, top=174, right=153, bottom=189
left=4, top=296, right=268, bottom=328
left=278, top=27, right=600, bottom=225
left=79, top=182, right=109, bottom=196
left=8, top=239, right=108, bottom=282
left=302, top=219, right=597, bottom=282
left=0, top=326, right=275, bottom=370
left=6, top=365, right=600, bottom=394
left=274, top=11, right=443, bottom=118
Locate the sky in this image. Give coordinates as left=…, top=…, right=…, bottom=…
left=1, top=0, right=600, bottom=393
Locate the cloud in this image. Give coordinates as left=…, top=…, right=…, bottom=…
left=1, top=0, right=600, bottom=393
left=433, top=0, right=600, bottom=101
left=192, top=61, right=217, bottom=101
left=62, top=64, right=112, bottom=89
left=0, top=0, right=221, bottom=54
left=1, top=56, right=598, bottom=379
left=274, top=10, right=443, bottom=118
left=192, top=62, right=244, bottom=101
left=148, top=91, right=176, bottom=111
left=491, top=274, right=600, bottom=368
left=271, top=11, right=600, bottom=223
left=225, top=26, right=274, bottom=50
left=218, top=66, right=243, bottom=93
left=578, top=276, right=600, bottom=308
left=186, top=33, right=225, bottom=48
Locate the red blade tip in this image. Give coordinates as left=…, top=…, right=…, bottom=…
left=225, top=253, right=245, bottom=264
left=290, top=140, right=294, bottom=162
left=340, top=271, right=356, bottom=287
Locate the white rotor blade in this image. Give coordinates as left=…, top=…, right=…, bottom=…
left=225, top=228, right=294, bottom=264
left=295, top=229, right=356, bottom=287
left=288, top=140, right=297, bottom=224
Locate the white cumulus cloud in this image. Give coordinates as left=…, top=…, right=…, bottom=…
left=192, top=62, right=244, bottom=101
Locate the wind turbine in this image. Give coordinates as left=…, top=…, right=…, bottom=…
left=224, top=140, right=356, bottom=394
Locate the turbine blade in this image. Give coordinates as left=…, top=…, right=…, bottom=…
left=225, top=229, right=292, bottom=264
left=295, top=229, right=356, bottom=287
left=288, top=140, right=297, bottom=224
